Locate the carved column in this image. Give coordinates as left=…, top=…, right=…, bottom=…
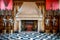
left=19, top=20, right=21, bottom=32
left=38, top=20, right=41, bottom=32
left=14, top=20, right=17, bottom=32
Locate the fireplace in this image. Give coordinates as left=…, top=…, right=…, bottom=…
left=21, top=20, right=38, bottom=31
left=14, top=2, right=44, bottom=32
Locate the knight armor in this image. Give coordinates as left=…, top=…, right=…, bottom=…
left=9, top=18, right=13, bottom=25
left=45, top=18, right=50, bottom=26
left=3, top=18, right=7, bottom=26
left=52, top=17, right=56, bottom=26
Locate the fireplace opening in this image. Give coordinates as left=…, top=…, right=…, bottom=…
left=21, top=20, right=38, bottom=31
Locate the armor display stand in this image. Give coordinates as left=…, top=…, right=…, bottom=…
left=45, top=18, right=50, bottom=33
left=52, top=17, right=56, bottom=33
left=52, top=16, right=58, bottom=33
left=52, top=10, right=59, bottom=33
left=9, top=17, right=14, bottom=34
left=45, top=11, right=51, bottom=33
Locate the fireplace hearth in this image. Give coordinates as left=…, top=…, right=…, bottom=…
left=21, top=20, right=38, bottom=31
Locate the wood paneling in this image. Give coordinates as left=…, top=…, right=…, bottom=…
left=0, top=16, right=4, bottom=33
left=44, top=11, right=59, bottom=33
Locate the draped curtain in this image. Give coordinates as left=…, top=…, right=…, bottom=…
left=0, top=0, right=1, bottom=10
left=59, top=0, right=60, bottom=9
left=0, top=0, right=13, bottom=10
left=52, top=0, right=59, bottom=10
left=46, top=0, right=52, bottom=10
left=46, top=0, right=59, bottom=10
left=1, top=0, right=5, bottom=10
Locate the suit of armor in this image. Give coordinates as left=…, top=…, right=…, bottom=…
left=45, top=18, right=50, bottom=27
left=52, top=17, right=56, bottom=26
left=3, top=18, right=7, bottom=27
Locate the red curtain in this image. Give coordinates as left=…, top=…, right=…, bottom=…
left=0, top=0, right=13, bottom=10
left=0, top=0, right=1, bottom=10
left=6, top=0, right=13, bottom=10
left=52, top=0, right=59, bottom=10
left=1, top=0, right=5, bottom=10
left=46, top=0, right=59, bottom=10
left=4, top=0, right=10, bottom=4
left=59, top=0, right=60, bottom=10
left=46, top=0, right=52, bottom=10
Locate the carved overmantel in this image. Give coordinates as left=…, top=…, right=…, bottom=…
left=14, top=2, right=44, bottom=32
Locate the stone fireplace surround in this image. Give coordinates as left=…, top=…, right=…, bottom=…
left=14, top=17, right=44, bottom=32
left=14, top=2, right=44, bottom=32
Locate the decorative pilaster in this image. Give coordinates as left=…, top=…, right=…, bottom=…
left=38, top=20, right=41, bottom=32
left=14, top=20, right=17, bottom=32
left=38, top=17, right=44, bottom=32
left=19, top=20, right=21, bottom=33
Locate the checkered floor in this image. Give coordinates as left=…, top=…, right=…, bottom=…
left=0, top=32, right=60, bottom=40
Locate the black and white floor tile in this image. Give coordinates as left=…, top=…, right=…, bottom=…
left=0, top=32, right=60, bottom=40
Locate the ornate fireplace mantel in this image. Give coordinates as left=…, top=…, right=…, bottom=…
left=14, top=2, right=44, bottom=32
